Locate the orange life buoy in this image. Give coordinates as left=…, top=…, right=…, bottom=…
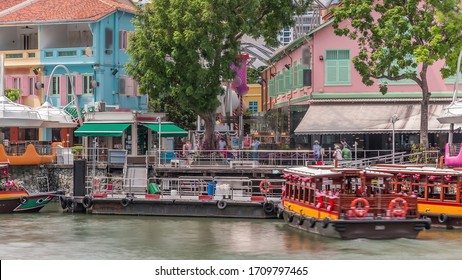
left=259, top=180, right=271, bottom=193
left=350, top=198, right=370, bottom=217
left=389, top=197, right=408, bottom=217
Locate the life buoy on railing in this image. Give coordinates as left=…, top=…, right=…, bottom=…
left=350, top=198, right=370, bottom=218
left=259, top=180, right=271, bottom=194
left=389, top=197, right=408, bottom=217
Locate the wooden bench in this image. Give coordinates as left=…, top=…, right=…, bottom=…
left=229, top=160, right=259, bottom=168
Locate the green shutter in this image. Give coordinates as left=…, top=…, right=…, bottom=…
left=338, top=60, right=350, bottom=83
left=326, top=60, right=338, bottom=84
left=293, top=62, right=298, bottom=89
left=268, top=79, right=276, bottom=97
left=325, top=49, right=350, bottom=85
left=284, top=69, right=291, bottom=91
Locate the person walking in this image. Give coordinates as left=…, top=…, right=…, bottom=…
left=333, top=144, right=343, bottom=161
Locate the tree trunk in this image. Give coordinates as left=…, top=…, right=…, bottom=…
left=200, top=112, right=216, bottom=150
left=420, top=66, right=430, bottom=149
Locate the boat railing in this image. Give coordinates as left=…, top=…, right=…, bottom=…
left=337, top=152, right=407, bottom=168
left=335, top=194, right=419, bottom=219
left=149, top=176, right=283, bottom=201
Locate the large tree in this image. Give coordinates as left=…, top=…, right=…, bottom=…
left=126, top=0, right=311, bottom=149
left=333, top=0, right=462, bottom=149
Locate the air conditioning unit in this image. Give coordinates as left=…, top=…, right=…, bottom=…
left=95, top=102, right=106, bottom=112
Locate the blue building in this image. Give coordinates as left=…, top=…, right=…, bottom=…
left=0, top=0, right=147, bottom=144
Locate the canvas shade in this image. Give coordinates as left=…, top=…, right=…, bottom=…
left=144, top=123, right=188, bottom=137
left=74, top=123, right=131, bottom=137
left=294, top=103, right=451, bottom=135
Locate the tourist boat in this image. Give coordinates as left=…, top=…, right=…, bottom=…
left=278, top=166, right=431, bottom=239
left=0, top=162, right=58, bottom=213
left=367, top=164, right=462, bottom=229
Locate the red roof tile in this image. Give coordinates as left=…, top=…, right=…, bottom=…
left=0, top=0, right=29, bottom=12
left=0, top=0, right=136, bottom=24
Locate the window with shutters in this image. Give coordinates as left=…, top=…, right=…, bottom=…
left=66, top=76, right=75, bottom=103
left=325, top=49, right=351, bottom=86
left=284, top=68, right=292, bottom=91
left=379, top=54, right=417, bottom=85
left=13, top=77, right=21, bottom=90
left=268, top=79, right=276, bottom=97
left=51, top=76, right=60, bottom=95
left=293, top=61, right=298, bottom=88
left=29, top=77, right=35, bottom=96
left=119, top=77, right=126, bottom=95
left=82, top=75, right=93, bottom=95
left=119, top=30, right=128, bottom=50
left=249, top=101, right=258, bottom=113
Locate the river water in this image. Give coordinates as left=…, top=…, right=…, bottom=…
left=1, top=202, right=461, bottom=260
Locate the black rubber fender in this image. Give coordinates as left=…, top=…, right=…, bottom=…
left=309, top=217, right=317, bottom=228
left=297, top=216, right=305, bottom=225
left=263, top=201, right=275, bottom=214
left=438, top=213, right=448, bottom=223
left=19, top=196, right=28, bottom=205
left=66, top=198, right=76, bottom=210
left=288, top=213, right=294, bottom=223
left=59, top=196, right=67, bottom=209
left=121, top=197, right=131, bottom=207
left=217, top=200, right=227, bottom=210
left=82, top=195, right=93, bottom=209
left=322, top=217, right=331, bottom=228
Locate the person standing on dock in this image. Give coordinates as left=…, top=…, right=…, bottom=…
left=313, top=140, right=321, bottom=161
left=182, top=139, right=192, bottom=167
left=251, top=138, right=260, bottom=160
left=333, top=144, right=343, bottom=161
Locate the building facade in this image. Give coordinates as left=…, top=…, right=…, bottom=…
left=262, top=14, right=457, bottom=153
left=0, top=0, right=148, bottom=145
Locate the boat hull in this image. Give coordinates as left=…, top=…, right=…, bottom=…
left=0, top=193, right=56, bottom=213
left=81, top=197, right=278, bottom=219
left=280, top=206, right=431, bottom=240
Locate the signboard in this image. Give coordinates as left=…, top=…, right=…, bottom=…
left=231, top=137, right=239, bottom=149
left=243, top=136, right=251, bottom=148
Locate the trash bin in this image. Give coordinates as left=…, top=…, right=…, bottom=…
left=207, top=181, right=217, bottom=196
left=148, top=183, right=161, bottom=194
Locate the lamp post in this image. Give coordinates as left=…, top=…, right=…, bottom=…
left=157, top=116, right=161, bottom=166
left=391, top=114, right=399, bottom=163
left=45, top=65, right=82, bottom=126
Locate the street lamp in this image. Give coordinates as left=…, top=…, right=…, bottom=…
left=391, top=114, right=399, bottom=163
left=45, top=64, right=83, bottom=126
left=157, top=116, right=162, bottom=166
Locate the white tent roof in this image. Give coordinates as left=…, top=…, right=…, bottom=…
left=36, top=101, right=78, bottom=128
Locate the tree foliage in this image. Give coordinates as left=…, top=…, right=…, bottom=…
left=332, top=0, right=462, bottom=148
left=149, top=95, right=196, bottom=131
left=126, top=0, right=312, bottom=149
left=5, top=88, right=20, bottom=101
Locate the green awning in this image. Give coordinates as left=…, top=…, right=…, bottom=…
left=144, top=123, right=188, bottom=137
left=74, top=123, right=131, bottom=137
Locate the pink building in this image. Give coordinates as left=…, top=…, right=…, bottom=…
left=261, top=15, right=455, bottom=153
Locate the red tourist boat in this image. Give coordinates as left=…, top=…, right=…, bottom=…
left=278, top=166, right=431, bottom=239
left=0, top=162, right=59, bottom=213
left=368, top=164, right=462, bottom=229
